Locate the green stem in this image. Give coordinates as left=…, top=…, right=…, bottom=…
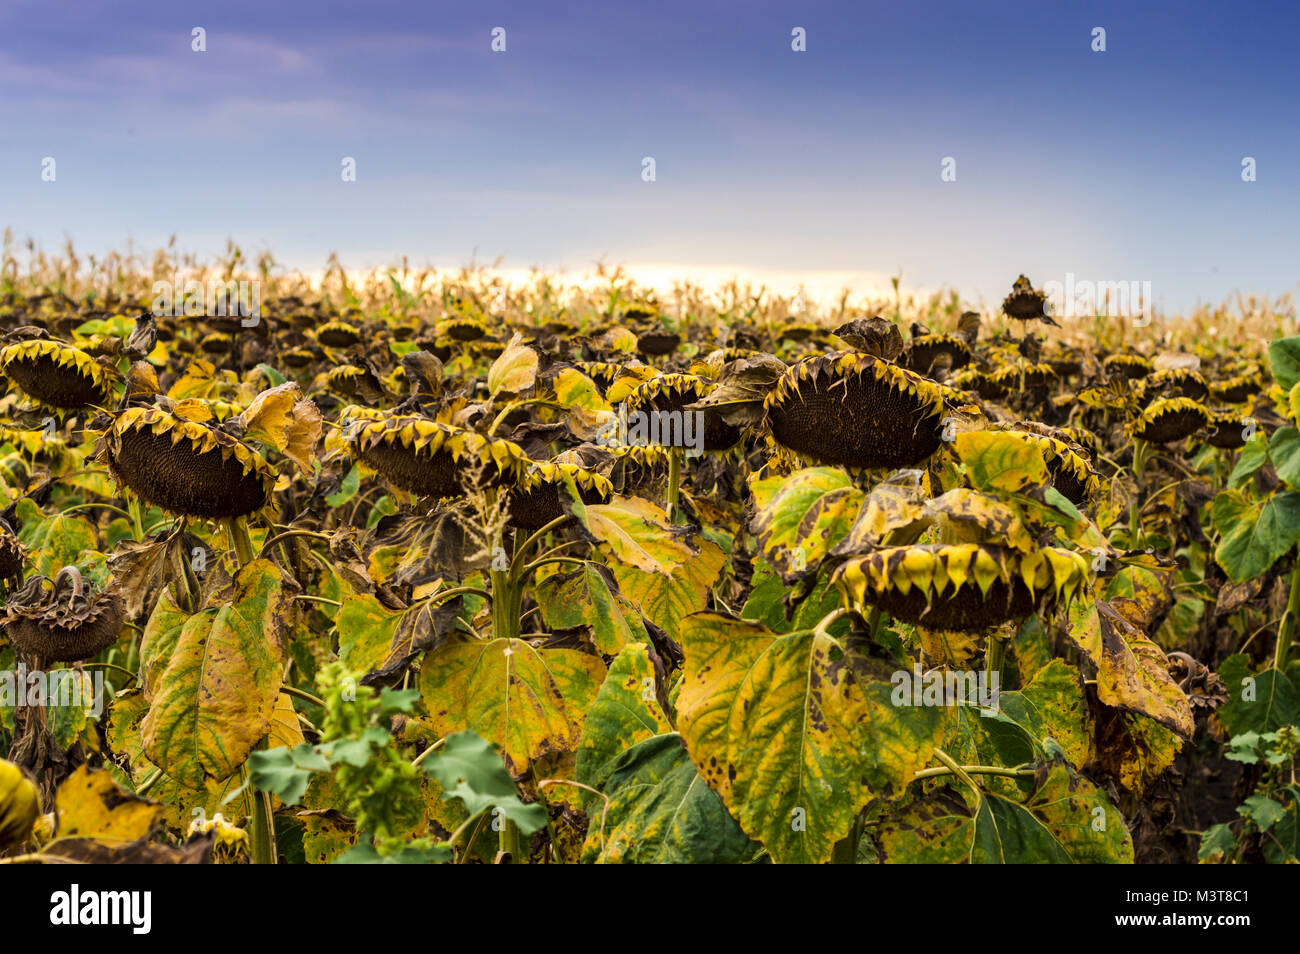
left=666, top=449, right=682, bottom=523
left=224, top=518, right=255, bottom=567
left=279, top=684, right=326, bottom=708
left=1275, top=550, right=1300, bottom=670
left=129, top=498, right=147, bottom=542
left=912, top=764, right=1036, bottom=782
left=985, top=631, right=1007, bottom=682
left=499, top=817, right=522, bottom=862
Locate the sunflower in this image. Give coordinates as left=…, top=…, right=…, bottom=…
left=2, top=567, right=125, bottom=663
left=832, top=543, right=1089, bottom=632
left=1205, top=411, right=1251, bottom=449
left=765, top=352, right=947, bottom=469
left=903, top=334, right=973, bottom=376
left=436, top=316, right=489, bottom=342
left=950, top=368, right=1007, bottom=401
left=1211, top=371, right=1261, bottom=404
left=1129, top=397, right=1211, bottom=443
left=1137, top=368, right=1210, bottom=404
left=635, top=329, right=680, bottom=357
left=623, top=373, right=742, bottom=452
left=1103, top=353, right=1153, bottom=380
left=104, top=406, right=276, bottom=518
left=316, top=320, right=362, bottom=348
left=508, top=461, right=613, bottom=530
left=0, top=339, right=115, bottom=410
left=348, top=416, right=526, bottom=499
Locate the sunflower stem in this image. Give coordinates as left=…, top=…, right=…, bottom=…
left=666, top=449, right=682, bottom=523
left=1275, top=548, right=1300, bottom=671
left=224, top=517, right=255, bottom=568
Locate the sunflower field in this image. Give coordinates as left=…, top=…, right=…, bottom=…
left=0, top=242, right=1297, bottom=866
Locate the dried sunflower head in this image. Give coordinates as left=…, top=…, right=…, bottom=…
left=950, top=368, right=1007, bottom=401
left=348, top=416, right=526, bottom=499
left=103, top=406, right=276, bottom=518
left=2, top=566, right=125, bottom=663
left=635, top=329, right=680, bottom=357
left=315, top=320, right=362, bottom=348
left=623, top=373, right=742, bottom=452
left=508, top=461, right=613, bottom=530
left=1129, top=397, right=1211, bottom=443
left=990, top=360, right=1057, bottom=392
left=199, top=332, right=232, bottom=355
left=1001, top=275, right=1057, bottom=325
left=436, top=316, right=489, bottom=342
left=1211, top=371, right=1261, bottom=405
left=1137, top=368, right=1210, bottom=404
left=0, top=339, right=115, bottom=410
left=903, top=334, right=973, bottom=376
left=1102, top=353, right=1154, bottom=380
left=832, top=543, right=1089, bottom=632
left=765, top=351, right=947, bottom=469
left=1205, top=411, right=1252, bottom=449
left=998, top=428, right=1099, bottom=504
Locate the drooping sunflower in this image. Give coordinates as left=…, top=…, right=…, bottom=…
left=1137, top=368, right=1210, bottom=404
left=635, top=328, right=680, bottom=357
left=765, top=352, right=948, bottom=469
left=348, top=416, right=527, bottom=499
left=997, top=428, right=1099, bottom=504
left=436, top=315, right=489, bottom=342
left=315, top=320, right=362, bottom=348
left=1205, top=410, right=1251, bottom=449
left=832, top=543, right=1089, bottom=632
left=2, top=566, right=125, bottom=663
left=623, top=373, right=742, bottom=452
left=950, top=368, right=1007, bottom=401
left=903, top=334, right=973, bottom=376
left=1211, top=370, right=1261, bottom=405
left=508, top=461, right=613, bottom=530
left=1129, top=397, right=1211, bottom=443
left=0, top=339, right=115, bottom=410
left=1102, top=353, right=1154, bottom=381
left=103, top=406, right=277, bottom=518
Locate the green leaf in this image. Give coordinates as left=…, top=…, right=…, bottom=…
left=1228, top=436, right=1270, bottom=490
left=1198, top=823, right=1238, bottom=862
left=418, top=638, right=605, bottom=776
left=954, top=431, right=1049, bottom=494
left=16, top=499, right=98, bottom=578
left=581, top=734, right=758, bottom=863
left=677, top=612, right=944, bottom=864
left=326, top=464, right=361, bottom=507
left=1239, top=795, right=1287, bottom=831
left=1269, top=427, right=1300, bottom=489
left=1215, top=655, right=1300, bottom=736
left=141, top=560, right=290, bottom=788
left=1268, top=336, right=1300, bottom=391
left=534, top=563, right=649, bottom=655
left=1211, top=489, right=1300, bottom=583
left=422, top=731, right=547, bottom=835
left=248, top=743, right=331, bottom=805
left=608, top=539, right=725, bottom=643
left=336, top=594, right=401, bottom=675
left=748, top=467, right=863, bottom=582
left=576, top=643, right=671, bottom=810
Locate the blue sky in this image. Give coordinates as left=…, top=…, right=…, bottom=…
left=1, top=0, right=1297, bottom=312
